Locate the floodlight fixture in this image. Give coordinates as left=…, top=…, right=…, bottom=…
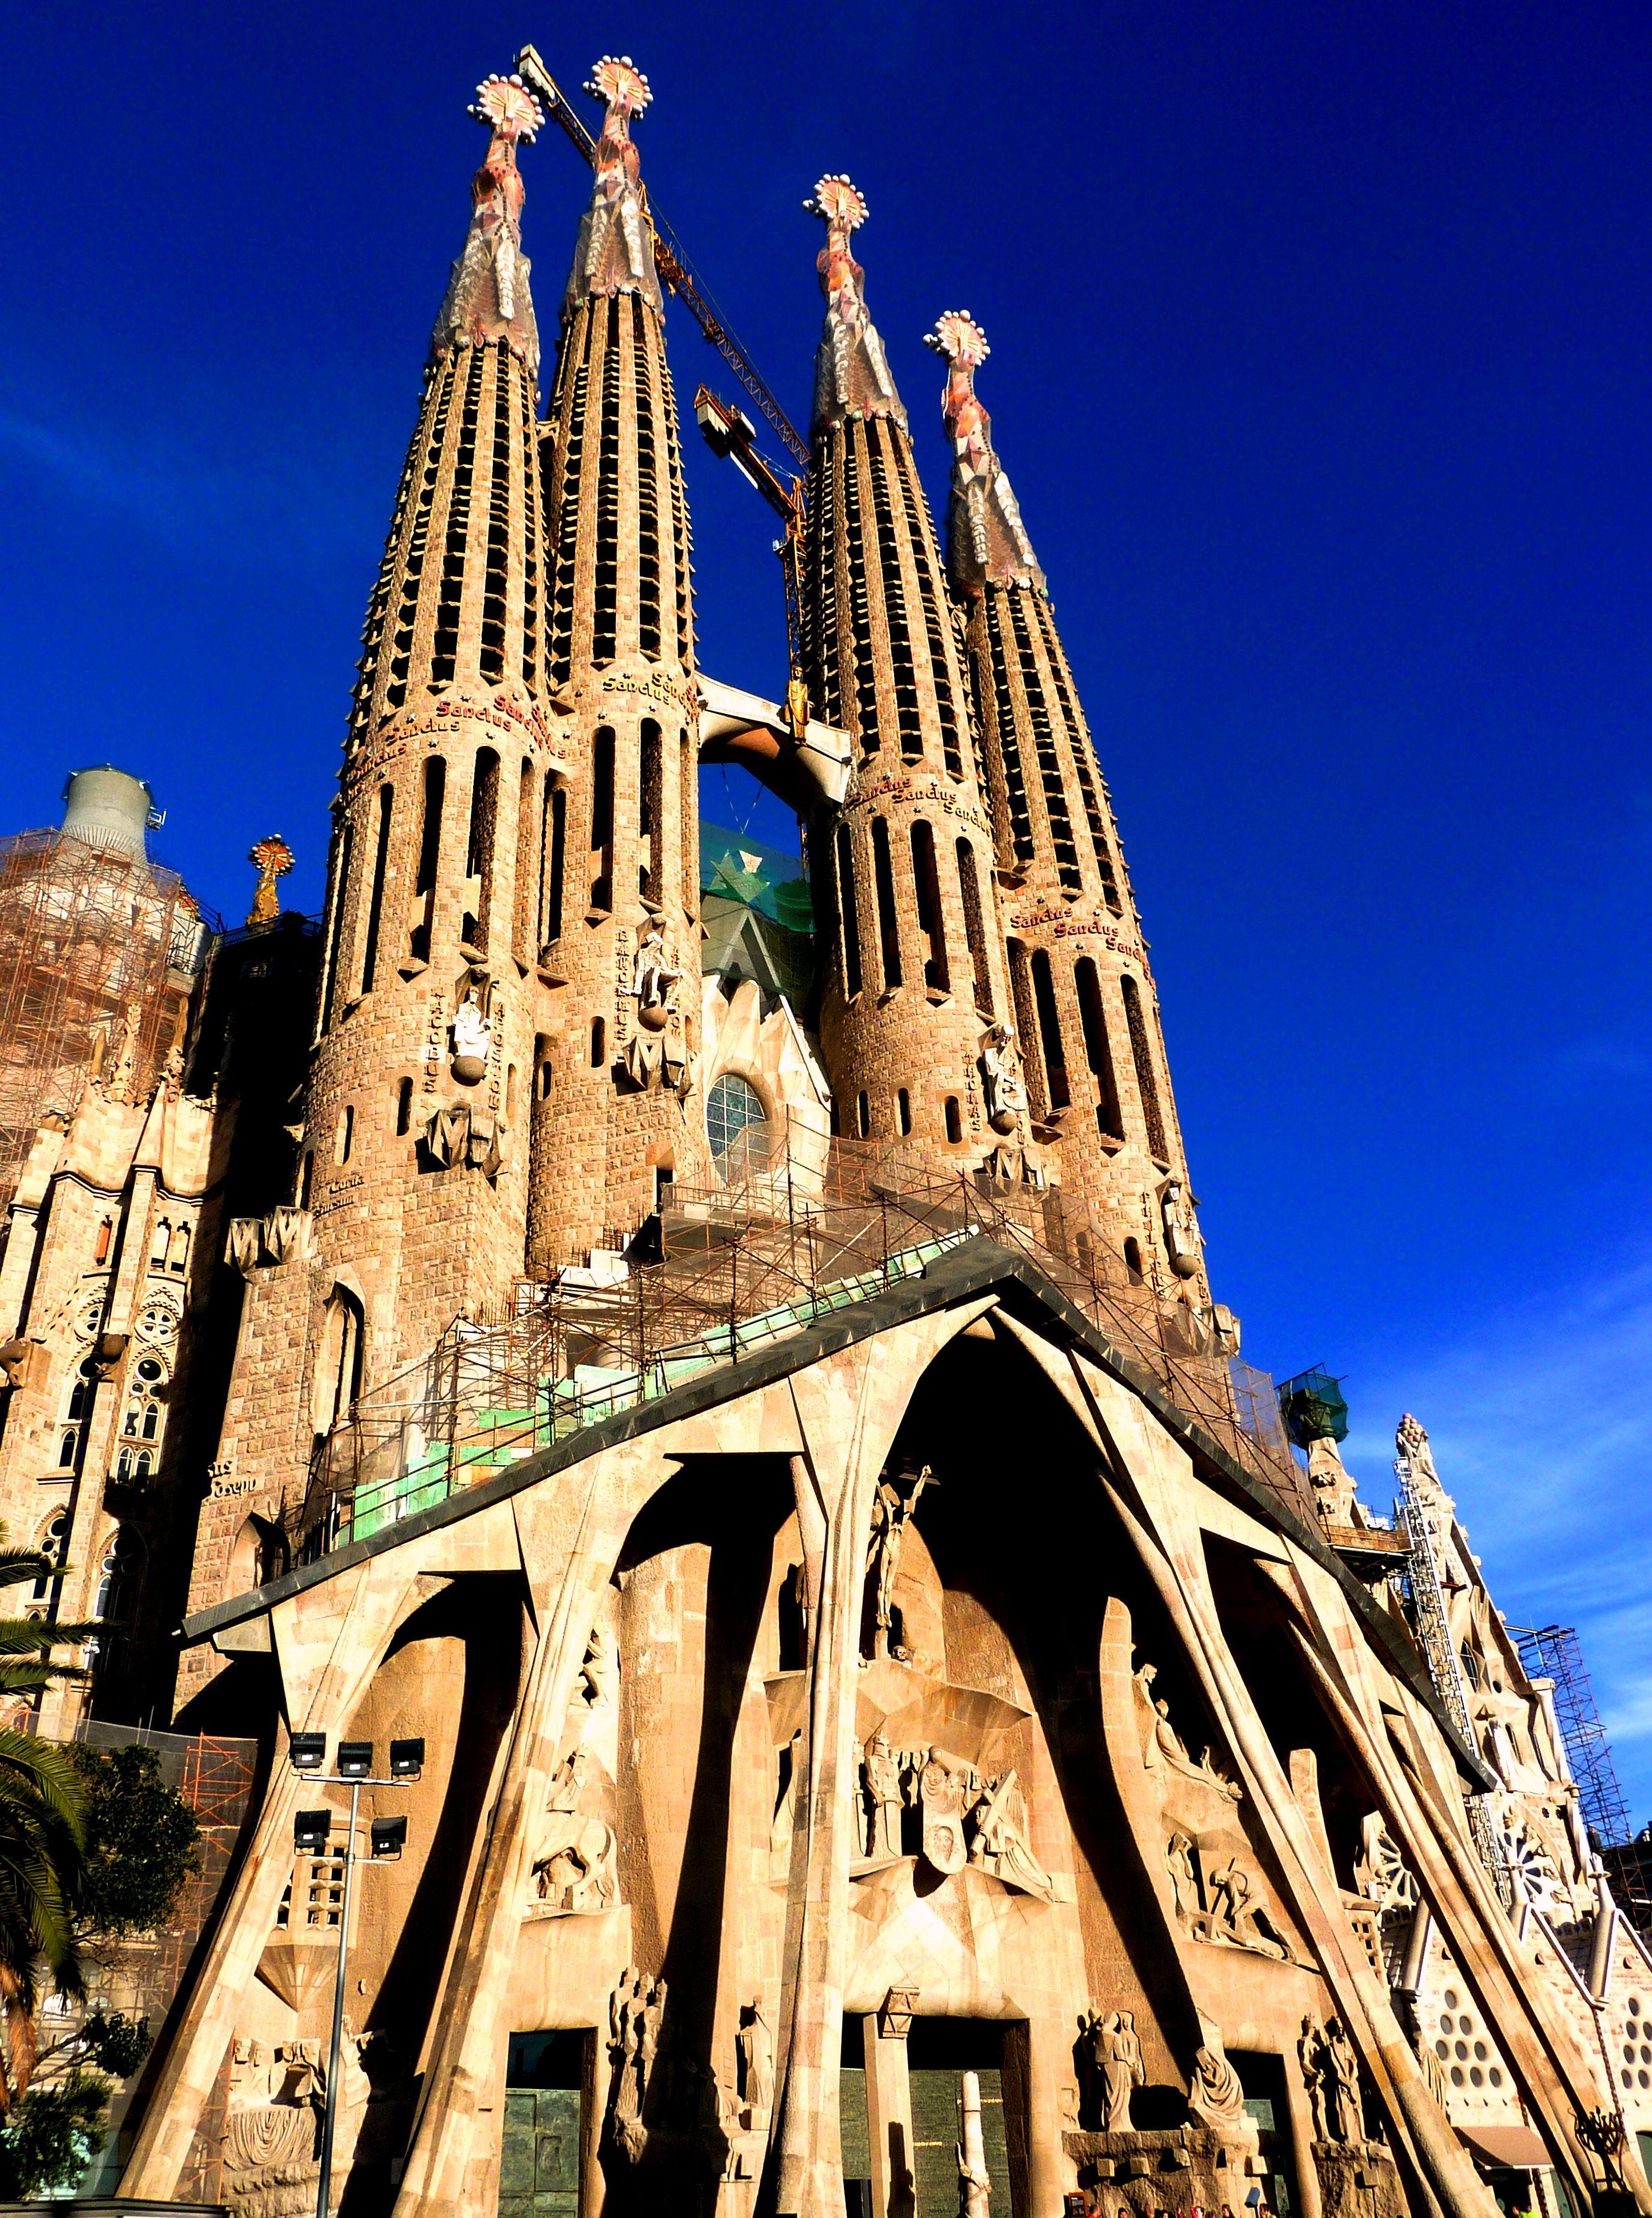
left=294, top=1808, right=331, bottom=1853
left=370, top=1816, right=408, bottom=1860
left=290, top=1731, right=326, bottom=1772
left=388, top=1737, right=425, bottom=1779
left=336, top=1740, right=374, bottom=1779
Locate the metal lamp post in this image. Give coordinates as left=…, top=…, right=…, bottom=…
left=290, top=1731, right=424, bottom=2218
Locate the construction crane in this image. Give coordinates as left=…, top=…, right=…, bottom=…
left=514, top=47, right=811, bottom=720
left=514, top=48, right=809, bottom=471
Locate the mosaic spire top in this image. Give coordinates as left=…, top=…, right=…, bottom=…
left=564, top=55, right=663, bottom=318
left=431, top=73, right=543, bottom=373
left=927, top=311, right=1043, bottom=593
left=806, top=174, right=906, bottom=439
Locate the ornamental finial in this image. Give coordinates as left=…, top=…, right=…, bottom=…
left=806, top=174, right=902, bottom=437
left=927, top=311, right=1043, bottom=593
left=246, top=835, right=294, bottom=929
left=433, top=69, right=542, bottom=371
left=564, top=55, right=662, bottom=315
left=468, top=73, right=543, bottom=142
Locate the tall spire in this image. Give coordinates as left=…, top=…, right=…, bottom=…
left=805, top=175, right=905, bottom=436
left=930, top=314, right=1203, bottom=1293
left=433, top=74, right=543, bottom=374
left=926, top=311, right=1043, bottom=594
left=564, top=56, right=663, bottom=319
left=526, top=56, right=709, bottom=1271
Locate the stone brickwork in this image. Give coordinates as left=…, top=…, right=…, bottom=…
left=800, top=180, right=1016, bottom=1175
left=526, top=59, right=710, bottom=1270
left=932, top=311, right=1207, bottom=1296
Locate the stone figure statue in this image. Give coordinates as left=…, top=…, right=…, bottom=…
left=918, top=1747, right=971, bottom=1876
left=609, top=1966, right=668, bottom=2160
left=451, top=988, right=492, bottom=1079
left=957, top=2068, right=993, bottom=2216
left=1206, top=1857, right=1288, bottom=1958
left=966, top=1769, right=1053, bottom=1897
left=864, top=1730, right=904, bottom=1859
left=736, top=2003, right=773, bottom=2122
left=530, top=1747, right=617, bottom=1912
left=980, top=1023, right=1028, bottom=1133
left=1166, top=1830, right=1201, bottom=1917
left=1159, top=1178, right=1201, bottom=1281
left=1082, top=2008, right=1145, bottom=2131
left=579, top=1624, right=617, bottom=1708
left=865, top=1462, right=932, bottom=1659
left=1321, top=2017, right=1361, bottom=2143
left=628, top=915, right=681, bottom=1029
left=1299, top=2016, right=1332, bottom=2143
left=1187, top=2023, right=1251, bottom=2136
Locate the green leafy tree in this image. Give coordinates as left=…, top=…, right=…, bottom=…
left=69, top=1743, right=201, bottom=1939
left=0, top=2070, right=109, bottom=2197
left=0, top=1549, right=102, bottom=2104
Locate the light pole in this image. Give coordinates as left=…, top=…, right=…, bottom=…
left=290, top=1731, right=424, bottom=2218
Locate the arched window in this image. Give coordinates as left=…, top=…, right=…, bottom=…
left=313, top=1287, right=365, bottom=1439
left=897, top=1088, right=912, bottom=1136
left=1075, top=958, right=1123, bottom=1141
left=706, top=1073, right=767, bottom=1182
left=31, top=1513, right=70, bottom=1602
left=1030, top=948, right=1070, bottom=1112
left=410, top=755, right=445, bottom=963
left=909, top=821, right=948, bottom=993
left=336, top=1105, right=355, bottom=1165
left=63, top=1356, right=97, bottom=1427
left=94, top=1528, right=144, bottom=1622
left=856, top=1090, right=871, bottom=1139
left=870, top=818, right=901, bottom=990
left=943, top=1097, right=962, bottom=1144
left=228, top=1515, right=285, bottom=1600
left=1124, top=1237, right=1144, bottom=1285
left=167, top=1221, right=190, bottom=1273
left=120, top=1354, right=167, bottom=1463
left=1120, top=974, right=1169, bottom=1163
left=463, top=748, right=500, bottom=955
left=834, top=820, right=863, bottom=999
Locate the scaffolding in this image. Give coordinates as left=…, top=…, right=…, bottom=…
left=0, top=828, right=203, bottom=1205
left=1394, top=1447, right=1511, bottom=1901
left=293, top=1132, right=1313, bottom=1559
left=1510, top=1622, right=1633, bottom=1851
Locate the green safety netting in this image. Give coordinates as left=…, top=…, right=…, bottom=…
left=1279, top=1368, right=1349, bottom=1447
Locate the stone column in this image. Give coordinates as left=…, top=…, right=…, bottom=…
left=862, top=2006, right=914, bottom=2218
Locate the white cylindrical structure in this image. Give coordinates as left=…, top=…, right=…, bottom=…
left=60, top=766, right=156, bottom=859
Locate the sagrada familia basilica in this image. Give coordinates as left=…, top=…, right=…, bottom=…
left=0, top=49, right=1645, bottom=2218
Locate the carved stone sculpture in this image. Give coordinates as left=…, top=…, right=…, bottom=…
left=965, top=1768, right=1053, bottom=1897
left=529, top=1748, right=617, bottom=1913
left=1299, top=2014, right=1360, bottom=2144
left=1352, top=1811, right=1417, bottom=1914
left=918, top=1747, right=971, bottom=1876
left=1206, top=1856, right=1290, bottom=1959
left=1082, top=2008, right=1145, bottom=2132
left=425, top=1103, right=469, bottom=1169
left=627, top=915, right=681, bottom=1032
left=451, top=987, right=492, bottom=1082
left=865, top=1461, right=931, bottom=1659
left=979, top=1023, right=1028, bottom=1134
left=1187, top=2021, right=1251, bottom=2137
left=771, top=1728, right=805, bottom=1863
left=579, top=1625, right=617, bottom=1708
left=263, top=1207, right=312, bottom=1267
left=926, top=311, right=1043, bottom=595
left=1159, top=1177, right=1201, bottom=1280
left=608, top=1966, right=668, bottom=2161
left=736, top=2002, right=773, bottom=2124
left=957, top=2068, right=993, bottom=2216
left=1166, top=1829, right=1201, bottom=1916
left=863, top=1729, right=903, bottom=1859
left=1133, top=1659, right=1241, bottom=1799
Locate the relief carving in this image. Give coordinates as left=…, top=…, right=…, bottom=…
left=606, top=1966, right=668, bottom=2163
left=527, top=1748, right=617, bottom=1915
left=1298, top=2014, right=1363, bottom=2145
left=1079, top=2008, right=1145, bottom=2131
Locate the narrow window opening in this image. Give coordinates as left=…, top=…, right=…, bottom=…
left=870, top=817, right=901, bottom=990
left=297, top=1151, right=315, bottom=1210
left=320, top=820, right=354, bottom=1032
left=395, top=1077, right=413, bottom=1136
left=944, top=1097, right=962, bottom=1144
left=897, top=1088, right=912, bottom=1135
left=909, top=820, right=949, bottom=993
left=410, top=755, right=445, bottom=962
left=1006, top=941, right=1044, bottom=1118
left=856, top=1089, right=871, bottom=1138
left=1075, top=958, right=1123, bottom=1140
left=1124, top=1237, right=1144, bottom=1284
left=513, top=757, right=537, bottom=964
left=463, top=748, right=499, bottom=954
left=591, top=1016, right=606, bottom=1070
left=535, top=1034, right=553, bottom=1101
left=639, top=721, right=663, bottom=901
left=336, top=1105, right=355, bottom=1165
left=1030, top=948, right=1070, bottom=1111
left=590, top=729, right=615, bottom=913
left=956, top=838, right=993, bottom=1016
left=360, top=783, right=393, bottom=995
left=543, top=781, right=565, bottom=946
left=593, top=300, right=621, bottom=663
left=479, top=350, right=512, bottom=683
left=1121, top=974, right=1169, bottom=1162
left=431, top=349, right=484, bottom=684
left=835, top=820, right=863, bottom=998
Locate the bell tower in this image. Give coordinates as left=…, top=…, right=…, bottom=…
left=929, top=311, right=1205, bottom=1288
left=799, top=182, right=1017, bottom=1173
left=525, top=57, right=710, bottom=1270
left=191, top=75, right=559, bottom=1598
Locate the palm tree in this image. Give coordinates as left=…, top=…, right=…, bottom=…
left=0, top=1550, right=105, bottom=2107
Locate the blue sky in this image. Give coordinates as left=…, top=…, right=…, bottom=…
left=4, top=4, right=1649, bottom=1812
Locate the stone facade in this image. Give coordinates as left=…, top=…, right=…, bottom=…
left=0, top=49, right=1638, bottom=2218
